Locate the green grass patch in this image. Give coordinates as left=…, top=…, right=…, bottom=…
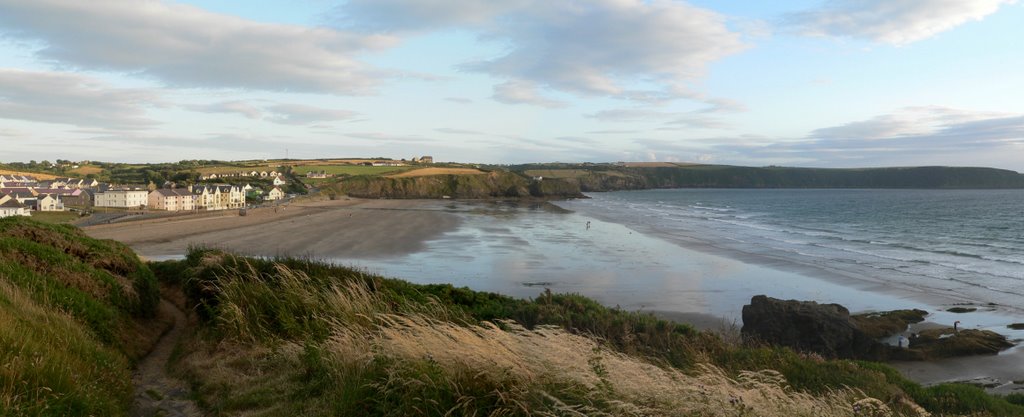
left=292, top=165, right=411, bottom=177
left=27, top=211, right=82, bottom=224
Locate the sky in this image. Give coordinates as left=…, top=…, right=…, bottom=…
left=1, top=0, right=1023, bottom=171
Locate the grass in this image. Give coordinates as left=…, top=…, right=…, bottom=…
left=67, top=165, right=103, bottom=176
left=163, top=254, right=881, bottom=416
left=292, top=164, right=411, bottom=176
left=154, top=248, right=1024, bottom=416
left=523, top=169, right=627, bottom=179
left=386, top=167, right=486, bottom=177
left=0, top=217, right=163, bottom=416
left=26, top=211, right=82, bottom=224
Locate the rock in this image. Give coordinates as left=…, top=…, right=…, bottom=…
left=851, top=309, right=928, bottom=339
left=741, top=295, right=884, bottom=359
left=908, top=328, right=1013, bottom=358
left=947, top=307, right=977, bottom=313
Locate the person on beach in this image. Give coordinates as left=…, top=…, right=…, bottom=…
left=954, top=320, right=961, bottom=333
left=586, top=221, right=591, bottom=230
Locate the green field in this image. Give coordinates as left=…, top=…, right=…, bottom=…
left=28, top=211, right=82, bottom=224
left=293, top=165, right=411, bottom=176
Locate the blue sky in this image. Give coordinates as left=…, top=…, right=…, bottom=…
left=1, top=0, right=1022, bottom=170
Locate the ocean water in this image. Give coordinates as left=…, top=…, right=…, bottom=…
left=563, top=189, right=1024, bottom=313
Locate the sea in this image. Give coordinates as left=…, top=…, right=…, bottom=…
left=335, top=188, right=1024, bottom=330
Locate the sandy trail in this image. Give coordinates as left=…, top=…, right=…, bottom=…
left=131, top=300, right=201, bottom=417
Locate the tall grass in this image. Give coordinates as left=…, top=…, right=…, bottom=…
left=0, top=217, right=163, bottom=416
left=168, top=256, right=919, bottom=416
left=0, top=282, right=132, bottom=416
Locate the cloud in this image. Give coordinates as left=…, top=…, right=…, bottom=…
left=712, top=107, right=1024, bottom=168
left=587, top=101, right=741, bottom=129
left=435, top=128, right=483, bottom=135
left=187, top=101, right=358, bottom=125
left=786, top=0, right=1014, bottom=45
left=340, top=0, right=747, bottom=102
left=445, top=97, right=474, bottom=104
left=492, top=80, right=567, bottom=108
left=264, top=104, right=358, bottom=125
left=0, top=0, right=398, bottom=94
left=0, top=68, right=160, bottom=129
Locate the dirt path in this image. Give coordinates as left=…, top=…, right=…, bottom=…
left=131, top=300, right=202, bottom=417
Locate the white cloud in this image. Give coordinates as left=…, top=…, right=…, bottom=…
left=264, top=104, right=358, bottom=125
left=340, top=0, right=747, bottom=102
left=712, top=107, right=1024, bottom=168
left=492, top=81, right=567, bottom=108
left=0, top=68, right=160, bottom=129
left=787, top=0, right=1015, bottom=45
left=0, top=0, right=399, bottom=94
left=187, top=101, right=358, bottom=125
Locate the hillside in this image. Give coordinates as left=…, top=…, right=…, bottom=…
left=510, top=164, right=1024, bottom=190
left=330, top=169, right=583, bottom=199
left=0, top=217, right=163, bottom=416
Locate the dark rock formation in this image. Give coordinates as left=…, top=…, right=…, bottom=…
left=741, top=295, right=884, bottom=359
left=741, top=295, right=1015, bottom=361
left=851, top=309, right=928, bottom=339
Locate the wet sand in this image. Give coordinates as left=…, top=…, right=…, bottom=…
left=84, top=198, right=461, bottom=259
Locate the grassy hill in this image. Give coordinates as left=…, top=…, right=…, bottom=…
left=0, top=217, right=162, bottom=416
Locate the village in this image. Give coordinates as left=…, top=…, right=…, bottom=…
left=0, top=171, right=291, bottom=219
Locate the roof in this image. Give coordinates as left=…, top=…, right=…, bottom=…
left=153, top=188, right=194, bottom=197
left=0, top=199, right=25, bottom=208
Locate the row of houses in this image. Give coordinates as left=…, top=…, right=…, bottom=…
left=95, top=184, right=286, bottom=211
left=0, top=175, right=99, bottom=189
left=199, top=170, right=282, bottom=180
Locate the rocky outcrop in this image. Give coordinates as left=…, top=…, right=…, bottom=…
left=741, top=295, right=1015, bottom=361
left=741, top=295, right=884, bottom=359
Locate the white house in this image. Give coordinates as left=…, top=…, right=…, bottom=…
left=265, top=186, right=285, bottom=201
left=272, top=176, right=287, bottom=186
left=94, top=189, right=149, bottom=208
left=191, top=185, right=244, bottom=210
left=0, top=198, right=30, bottom=218
left=34, top=194, right=63, bottom=211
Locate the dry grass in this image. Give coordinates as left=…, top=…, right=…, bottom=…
left=387, top=167, right=486, bottom=178
left=67, top=165, right=103, bottom=176
left=177, top=264, right=928, bottom=416
left=0, top=169, right=59, bottom=180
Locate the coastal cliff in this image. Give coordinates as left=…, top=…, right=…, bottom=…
left=331, top=170, right=583, bottom=199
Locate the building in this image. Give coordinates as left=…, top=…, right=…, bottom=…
left=306, top=171, right=330, bottom=179
left=148, top=188, right=196, bottom=211
left=94, top=189, right=149, bottom=208
left=265, top=186, right=285, bottom=201
left=34, top=194, right=63, bottom=211
left=0, top=198, right=30, bottom=218
left=272, top=176, right=287, bottom=186
left=419, top=156, right=434, bottom=164
left=192, top=184, right=244, bottom=211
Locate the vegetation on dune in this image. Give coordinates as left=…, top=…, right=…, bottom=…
left=0, top=217, right=163, bottom=416
left=151, top=248, right=1024, bottom=416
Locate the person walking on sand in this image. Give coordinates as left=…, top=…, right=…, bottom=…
left=586, top=221, right=591, bottom=230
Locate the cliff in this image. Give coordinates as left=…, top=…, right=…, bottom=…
left=331, top=170, right=583, bottom=199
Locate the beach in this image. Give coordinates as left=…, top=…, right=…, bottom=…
left=84, top=198, right=461, bottom=260
left=84, top=195, right=1024, bottom=391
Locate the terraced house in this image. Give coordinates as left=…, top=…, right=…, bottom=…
left=148, top=188, right=196, bottom=211
left=190, top=184, right=244, bottom=211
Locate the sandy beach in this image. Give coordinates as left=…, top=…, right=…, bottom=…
left=84, top=198, right=461, bottom=260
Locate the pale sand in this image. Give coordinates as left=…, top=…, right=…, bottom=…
left=84, top=198, right=460, bottom=259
